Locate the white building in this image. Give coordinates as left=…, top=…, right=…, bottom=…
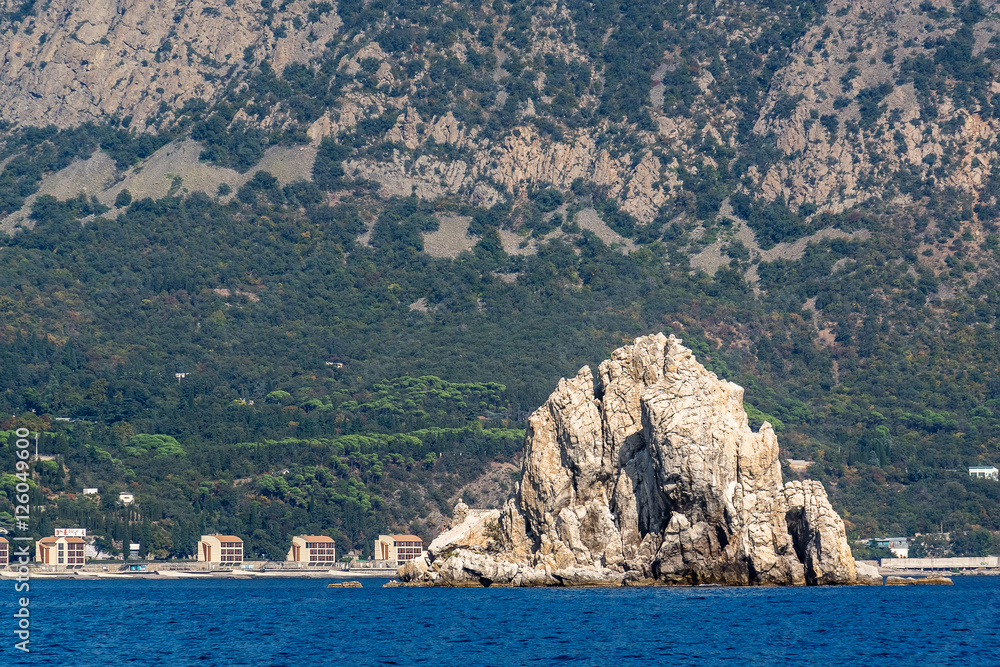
left=119, top=492, right=135, bottom=505
left=37, top=536, right=86, bottom=567
left=871, top=537, right=909, bottom=558
left=82, top=488, right=98, bottom=495
left=373, top=535, right=424, bottom=567
left=286, top=535, right=337, bottom=565
left=197, top=535, right=244, bottom=564
left=969, top=466, right=999, bottom=481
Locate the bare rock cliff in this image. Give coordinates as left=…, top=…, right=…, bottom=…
left=751, top=0, right=1000, bottom=213
left=400, top=333, right=873, bottom=587
left=0, top=0, right=340, bottom=130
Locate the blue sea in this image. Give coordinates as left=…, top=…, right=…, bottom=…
left=2, top=576, right=998, bottom=665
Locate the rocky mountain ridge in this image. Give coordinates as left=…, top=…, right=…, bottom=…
left=399, top=333, right=879, bottom=586
left=5, top=0, right=1000, bottom=235
left=0, top=0, right=340, bottom=129
left=753, top=0, right=1000, bottom=213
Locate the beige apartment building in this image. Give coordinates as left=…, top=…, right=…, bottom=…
left=286, top=535, right=337, bottom=565
left=374, top=534, right=423, bottom=566
left=0, top=536, right=7, bottom=566
left=196, top=535, right=244, bottom=564
left=36, top=536, right=86, bottom=567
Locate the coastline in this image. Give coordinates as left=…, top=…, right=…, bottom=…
left=7, top=565, right=990, bottom=582
left=878, top=567, right=1000, bottom=577
left=0, top=567, right=399, bottom=580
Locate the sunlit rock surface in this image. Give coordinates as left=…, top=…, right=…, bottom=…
left=402, top=333, right=868, bottom=587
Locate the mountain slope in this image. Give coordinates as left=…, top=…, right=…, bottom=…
left=2, top=0, right=1000, bottom=558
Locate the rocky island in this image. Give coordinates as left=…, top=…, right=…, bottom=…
left=400, top=333, right=879, bottom=587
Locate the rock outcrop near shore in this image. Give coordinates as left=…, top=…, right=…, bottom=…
left=400, top=333, right=871, bottom=587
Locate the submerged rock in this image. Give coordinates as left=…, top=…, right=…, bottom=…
left=402, top=333, right=869, bottom=587
left=885, top=576, right=954, bottom=586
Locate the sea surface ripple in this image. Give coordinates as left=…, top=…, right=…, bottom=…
left=3, top=576, right=998, bottom=665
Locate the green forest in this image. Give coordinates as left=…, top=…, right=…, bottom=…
left=2, top=139, right=1000, bottom=558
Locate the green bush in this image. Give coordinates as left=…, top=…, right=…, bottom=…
left=313, top=137, right=351, bottom=191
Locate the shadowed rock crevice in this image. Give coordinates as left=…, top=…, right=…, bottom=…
left=785, top=507, right=808, bottom=564
left=400, top=333, right=871, bottom=587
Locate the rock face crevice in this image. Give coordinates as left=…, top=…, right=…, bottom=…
left=400, top=333, right=871, bottom=587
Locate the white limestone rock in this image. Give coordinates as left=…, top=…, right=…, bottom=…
left=853, top=560, right=883, bottom=586
left=402, top=333, right=863, bottom=587
left=427, top=508, right=501, bottom=560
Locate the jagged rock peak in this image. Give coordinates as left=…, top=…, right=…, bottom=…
left=400, top=333, right=875, bottom=587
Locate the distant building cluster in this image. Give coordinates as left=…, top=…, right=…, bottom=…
left=75, top=488, right=135, bottom=505
left=16, top=486, right=430, bottom=571
left=1, top=526, right=426, bottom=570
